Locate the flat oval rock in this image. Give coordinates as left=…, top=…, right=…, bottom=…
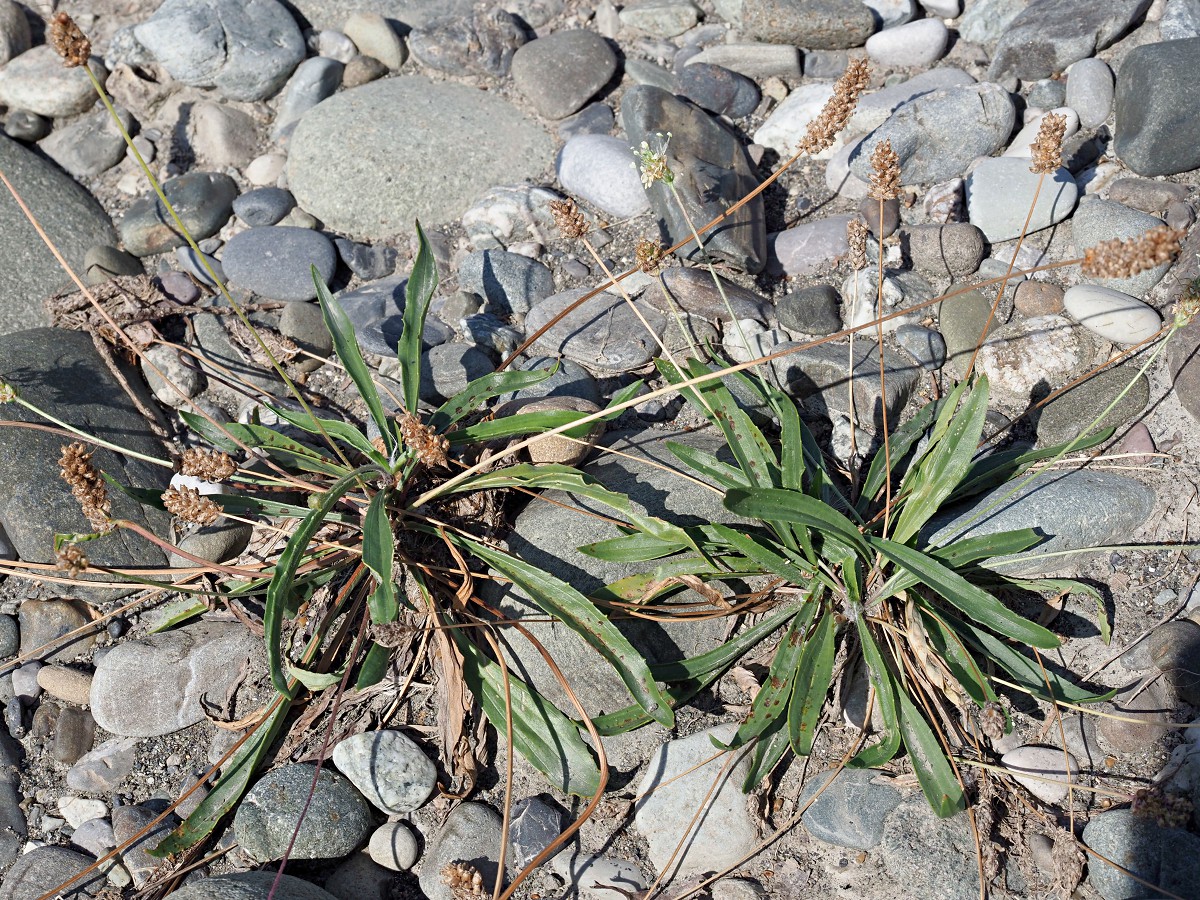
left=525, top=288, right=667, bottom=372
left=332, top=729, right=437, bottom=814
left=1063, top=284, right=1162, bottom=345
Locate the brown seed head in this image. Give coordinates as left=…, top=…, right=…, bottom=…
left=1081, top=225, right=1184, bottom=280
left=162, top=486, right=222, bottom=526
left=635, top=238, right=667, bottom=273
left=56, top=542, right=89, bottom=577
left=441, top=862, right=486, bottom=900
left=796, top=57, right=870, bottom=157
left=59, top=442, right=112, bottom=533
left=845, top=218, right=870, bottom=271
left=1131, top=784, right=1194, bottom=829
left=978, top=701, right=1006, bottom=742
left=867, top=139, right=901, bottom=201
left=1029, top=112, right=1067, bottom=175
left=549, top=198, right=589, bottom=240
left=180, top=447, right=237, bottom=482
left=49, top=12, right=91, bottom=68
left=397, top=411, right=449, bottom=469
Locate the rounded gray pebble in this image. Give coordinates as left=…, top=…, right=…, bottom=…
left=1066, top=57, right=1114, bottom=129
left=0, top=614, right=17, bottom=659
left=232, top=187, right=296, bottom=227
left=221, top=226, right=336, bottom=302
left=331, top=729, right=437, bottom=814
left=368, top=822, right=419, bottom=870
left=895, top=324, right=946, bottom=371
left=234, top=764, right=373, bottom=862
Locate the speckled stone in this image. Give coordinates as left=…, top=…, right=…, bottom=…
left=510, top=30, right=618, bottom=119
left=331, top=730, right=437, bottom=814
left=221, top=227, right=337, bottom=302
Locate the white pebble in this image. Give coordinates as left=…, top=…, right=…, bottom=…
left=1063, top=284, right=1163, bottom=345
left=58, top=795, right=107, bottom=828
left=865, top=19, right=949, bottom=68
left=1001, top=745, right=1080, bottom=805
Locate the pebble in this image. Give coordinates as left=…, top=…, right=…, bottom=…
left=999, top=745, right=1080, bottom=804
left=654, top=266, right=770, bottom=322
left=879, top=797, right=979, bottom=900
left=1098, top=680, right=1172, bottom=752
left=620, top=0, right=701, bottom=36
left=59, top=795, right=107, bottom=830
left=1148, top=620, right=1200, bottom=705
left=132, top=0, right=304, bottom=101
left=341, top=53, right=388, bottom=88
left=420, top=344, right=495, bottom=402
left=0, top=614, right=15, bottom=659
left=550, top=852, right=647, bottom=900
left=331, top=729, right=437, bottom=814
left=774, top=340, right=919, bottom=425
left=278, top=300, right=333, bottom=372
left=906, top=222, right=986, bottom=278
left=622, top=59, right=679, bottom=92
left=684, top=43, right=802, bottom=79
left=864, top=18, right=949, bottom=68
left=1026, top=78, right=1067, bottom=110
left=221, top=226, right=336, bottom=302
left=273, top=57, right=344, bottom=142
left=557, top=103, right=616, bottom=140
left=1035, top=365, right=1150, bottom=447
left=1063, top=284, right=1163, bottom=345
left=799, top=768, right=904, bottom=849
left=168, top=871, right=340, bottom=900
left=1115, top=37, right=1200, bottom=177
left=511, top=30, right=617, bottom=120
left=988, top=0, right=1147, bottom=81
left=0, top=846, right=106, bottom=900
left=1115, top=420, right=1156, bottom=464
left=83, top=245, right=142, bottom=285
left=418, top=802, right=505, bottom=900
left=850, top=84, right=1016, bottom=186
left=188, top=101, right=260, bottom=169
left=972, top=313, right=1087, bottom=403
left=711, top=879, right=769, bottom=900
left=66, top=738, right=140, bottom=793
left=112, top=803, right=176, bottom=886
left=506, top=356, right=600, bottom=404
left=245, top=152, right=287, bottom=186
left=343, top=12, right=406, bottom=70
left=770, top=214, right=855, bottom=277
left=508, top=796, right=563, bottom=869
left=1013, top=280, right=1064, bottom=317
left=1066, top=57, right=1115, bottom=129
left=233, top=187, right=296, bottom=227
left=288, top=77, right=552, bottom=241
left=525, top=288, right=667, bottom=372
left=0, top=0, right=29, bottom=66
left=740, top=0, right=874, bottom=48
left=333, top=237, right=397, bottom=280
left=777, top=284, right=843, bottom=335
left=11, top=661, right=40, bottom=703
left=316, top=29, right=357, bottom=63
left=234, top=764, right=373, bottom=862
left=90, top=621, right=258, bottom=737
left=119, top=172, right=238, bottom=257
left=408, top=8, right=524, bottom=77
left=71, top=816, right=116, bottom=859
left=895, top=324, right=946, bottom=371
left=2, top=109, right=48, bottom=142
left=459, top=249, right=555, bottom=318
left=51, top=706, right=93, bottom=764
left=0, top=46, right=106, bottom=118
left=19, top=600, right=95, bottom=666
left=1071, top=198, right=1172, bottom=297
left=556, top=134, right=651, bottom=220
left=462, top=184, right=562, bottom=252
left=1083, top=809, right=1200, bottom=900
left=678, top=63, right=760, bottom=118
left=36, top=665, right=92, bottom=707
left=965, top=158, right=1078, bottom=243
left=171, top=521, right=253, bottom=567
left=926, top=469, right=1155, bottom=577
left=367, top=822, right=419, bottom=870
left=863, top=0, right=916, bottom=26
left=39, top=106, right=133, bottom=179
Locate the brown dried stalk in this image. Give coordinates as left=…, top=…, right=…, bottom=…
left=549, top=198, right=589, bottom=239
left=162, top=486, right=221, bottom=526
left=49, top=12, right=90, bottom=67
left=867, top=139, right=901, bottom=201
left=397, top=411, right=449, bottom=468
left=1029, top=112, right=1067, bottom=175
left=1081, top=225, right=1184, bottom=279
left=59, top=442, right=113, bottom=533
left=796, top=57, right=870, bottom=157
left=180, top=447, right=237, bottom=482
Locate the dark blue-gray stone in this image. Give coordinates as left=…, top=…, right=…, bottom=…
left=0, top=329, right=170, bottom=601
left=557, top=102, right=616, bottom=140
left=458, top=249, right=555, bottom=317
left=509, top=797, right=565, bottom=869
left=776, top=284, right=842, bottom=336
left=1115, top=37, right=1200, bottom=177
left=799, top=769, right=903, bottom=850
left=336, top=275, right=452, bottom=357
left=0, top=846, right=105, bottom=900
left=118, top=171, right=237, bottom=257
left=232, top=187, right=295, bottom=227
left=988, top=0, right=1151, bottom=81
left=621, top=85, right=767, bottom=273
left=221, top=226, right=336, bottom=302
left=234, top=764, right=373, bottom=862
left=678, top=63, right=761, bottom=119
left=333, top=237, right=397, bottom=280
left=0, top=726, right=24, bottom=870
left=925, top=470, right=1156, bottom=576
left=1083, top=809, right=1200, bottom=900
left=895, top=324, right=946, bottom=371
